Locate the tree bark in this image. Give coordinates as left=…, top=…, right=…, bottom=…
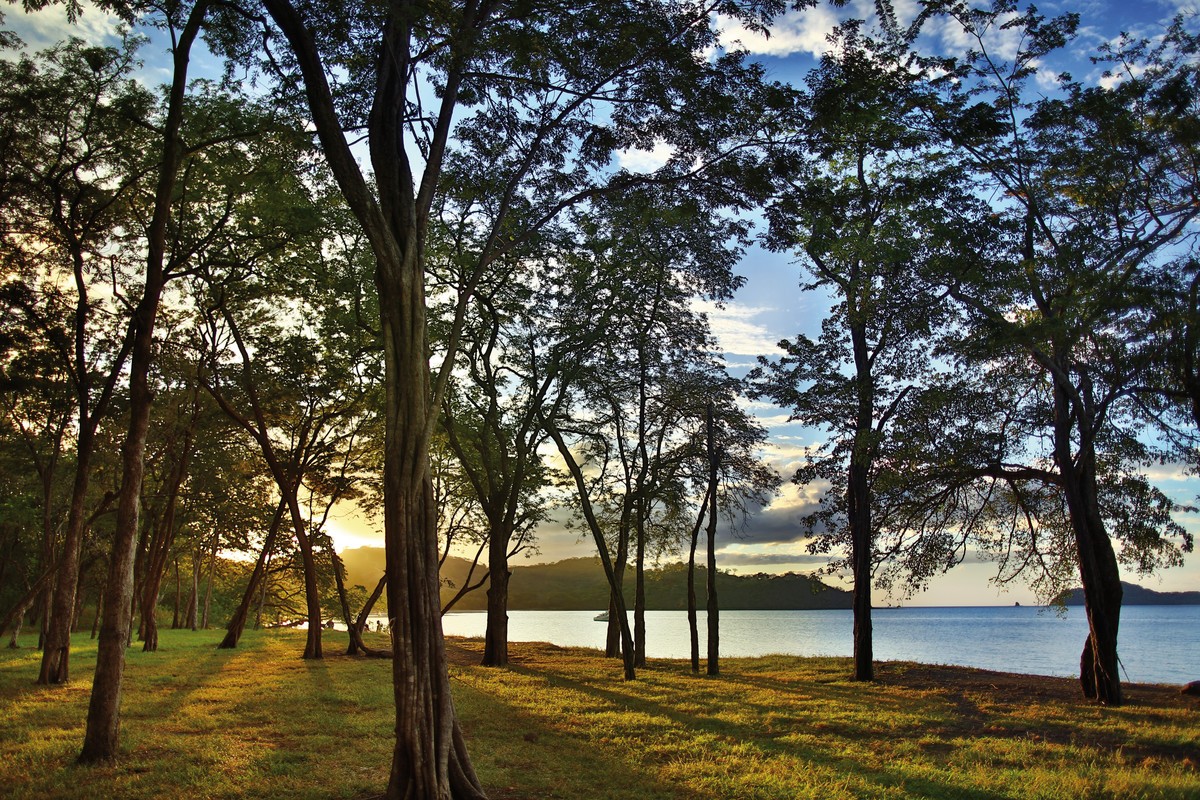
left=330, top=549, right=364, bottom=656
left=219, top=500, right=285, bottom=649
left=38, top=443, right=95, bottom=684
left=848, top=459, right=874, bottom=682
left=1052, top=382, right=1124, bottom=705
left=705, top=402, right=719, bottom=677
left=481, top=531, right=510, bottom=667
left=201, top=532, right=218, bottom=629
left=687, top=485, right=710, bottom=674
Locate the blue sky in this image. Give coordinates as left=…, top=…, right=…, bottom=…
left=5, top=0, right=1197, bottom=605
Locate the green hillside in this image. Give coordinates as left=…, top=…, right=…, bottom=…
left=1053, top=581, right=1200, bottom=606
left=340, top=548, right=851, bottom=611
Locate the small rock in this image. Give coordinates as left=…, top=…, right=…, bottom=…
left=1181, top=681, right=1200, bottom=697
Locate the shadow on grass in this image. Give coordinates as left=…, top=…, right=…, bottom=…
left=450, top=639, right=1199, bottom=800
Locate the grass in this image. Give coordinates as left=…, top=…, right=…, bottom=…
left=1, top=629, right=1197, bottom=799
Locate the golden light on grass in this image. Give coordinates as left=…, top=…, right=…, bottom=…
left=1, top=629, right=1196, bottom=799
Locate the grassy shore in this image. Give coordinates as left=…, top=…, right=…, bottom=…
left=0, top=628, right=1196, bottom=799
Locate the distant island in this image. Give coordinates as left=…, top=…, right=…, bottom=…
left=340, top=549, right=853, bottom=611
left=1053, top=581, right=1200, bottom=606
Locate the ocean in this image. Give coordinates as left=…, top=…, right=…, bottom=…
left=434, top=604, right=1199, bottom=685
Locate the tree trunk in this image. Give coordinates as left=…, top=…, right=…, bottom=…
left=1053, top=385, right=1124, bottom=705
left=38, top=446, right=94, bottom=684
left=254, top=549, right=271, bottom=630
left=330, top=549, right=364, bottom=656
left=285, top=495, right=323, bottom=659
left=171, top=556, right=182, bottom=630
left=201, top=532, right=218, bottom=629
left=605, top=527, right=629, bottom=659
left=705, top=402, right=719, bottom=677
left=848, top=459, right=874, bottom=682
left=634, top=512, right=646, bottom=669
left=481, top=525, right=510, bottom=667
left=356, top=573, right=387, bottom=632
left=687, top=485, right=709, bottom=674
left=186, top=550, right=200, bottom=630
left=219, top=500, right=285, bottom=649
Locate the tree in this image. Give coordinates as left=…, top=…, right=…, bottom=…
left=0, top=36, right=151, bottom=689
left=752, top=28, right=972, bottom=681
left=924, top=2, right=1198, bottom=704
left=209, top=0, right=787, bottom=792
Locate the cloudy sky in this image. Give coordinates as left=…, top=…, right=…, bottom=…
left=6, top=0, right=1197, bottom=605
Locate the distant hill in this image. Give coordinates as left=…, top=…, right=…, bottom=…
left=339, top=548, right=852, bottom=611
left=1053, top=581, right=1200, bottom=606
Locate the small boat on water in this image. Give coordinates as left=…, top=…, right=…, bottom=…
left=593, top=611, right=609, bottom=622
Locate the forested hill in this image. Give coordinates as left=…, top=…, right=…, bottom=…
left=341, top=548, right=852, bottom=611
left=1053, top=582, right=1200, bottom=606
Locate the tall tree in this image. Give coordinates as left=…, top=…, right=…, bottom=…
left=753, top=28, right=972, bottom=681
left=210, top=0, right=787, bottom=793
left=925, top=2, right=1199, bottom=704
left=0, top=37, right=150, bottom=688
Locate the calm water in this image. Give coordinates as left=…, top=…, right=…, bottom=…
left=437, top=605, right=1200, bottom=685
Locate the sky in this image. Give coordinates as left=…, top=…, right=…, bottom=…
left=5, top=0, right=1198, bottom=606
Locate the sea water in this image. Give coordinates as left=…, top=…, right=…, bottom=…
left=434, top=605, right=1199, bottom=685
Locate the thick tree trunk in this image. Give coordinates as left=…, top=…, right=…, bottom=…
left=848, top=459, right=873, bottom=682
left=38, top=447, right=94, bottom=684
left=287, top=498, right=324, bottom=659
left=1053, top=386, right=1124, bottom=705
left=219, top=501, right=285, bottom=649
left=81, top=278, right=160, bottom=761
left=481, top=530, right=510, bottom=667
left=382, top=424, right=485, bottom=799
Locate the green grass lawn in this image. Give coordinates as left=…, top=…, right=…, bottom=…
left=0, top=628, right=1196, bottom=799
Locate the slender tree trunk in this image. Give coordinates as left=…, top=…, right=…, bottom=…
left=254, top=549, right=271, bottom=631
left=848, top=321, right=875, bottom=683
left=220, top=501, right=285, bottom=649
left=634, top=512, right=646, bottom=669
left=78, top=0, right=212, bottom=758
left=546, top=419, right=637, bottom=681
left=186, top=551, right=200, bottom=630
left=285, top=495, right=323, bottom=659
left=605, top=526, right=629, bottom=658
left=172, top=557, right=182, bottom=630
left=90, top=592, right=102, bottom=639
left=330, top=549, right=364, bottom=656
left=80, top=296, right=157, bottom=757
left=687, top=485, right=709, bottom=674
left=36, top=467, right=58, bottom=651
left=705, top=402, right=719, bottom=677
left=8, top=611, right=23, bottom=648
left=201, top=532, right=218, bottom=629
left=356, top=573, right=387, bottom=632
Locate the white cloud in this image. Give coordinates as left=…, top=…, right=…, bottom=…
left=6, top=2, right=122, bottom=51
left=616, top=140, right=674, bottom=173
left=692, top=298, right=782, bottom=357
left=716, top=6, right=842, bottom=59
